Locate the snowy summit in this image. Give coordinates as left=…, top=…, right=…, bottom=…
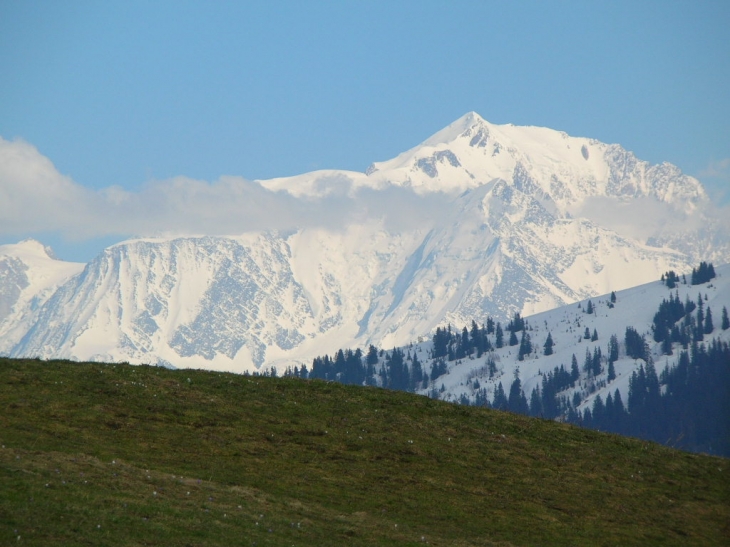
left=0, top=113, right=728, bottom=373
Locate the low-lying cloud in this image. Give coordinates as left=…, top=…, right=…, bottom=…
left=0, top=137, right=445, bottom=241
left=569, top=194, right=730, bottom=247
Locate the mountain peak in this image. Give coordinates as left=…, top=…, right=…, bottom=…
left=421, top=111, right=490, bottom=148
left=1, top=238, right=59, bottom=261
left=362, top=112, right=709, bottom=211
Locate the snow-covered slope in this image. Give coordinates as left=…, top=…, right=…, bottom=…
left=2, top=113, right=728, bottom=371
left=0, top=240, right=84, bottom=353
left=413, top=264, right=730, bottom=414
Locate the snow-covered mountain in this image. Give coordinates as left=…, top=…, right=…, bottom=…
left=0, top=240, right=84, bottom=350
left=414, top=263, right=730, bottom=414
left=1, top=113, right=728, bottom=371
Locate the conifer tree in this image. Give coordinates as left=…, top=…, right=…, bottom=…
left=509, top=330, right=519, bottom=347
left=722, top=306, right=730, bottom=331
left=432, top=327, right=449, bottom=359
left=591, top=328, right=598, bottom=342
left=529, top=387, right=542, bottom=417
left=691, top=261, right=716, bottom=285
left=661, top=335, right=673, bottom=356
left=495, top=323, right=504, bottom=348
left=583, top=347, right=593, bottom=374
left=508, top=312, right=525, bottom=332
left=410, top=353, right=423, bottom=391
left=543, top=332, right=554, bottom=356
left=613, top=389, right=625, bottom=415
left=586, top=300, right=594, bottom=314
left=457, top=326, right=470, bottom=359
left=608, top=334, right=619, bottom=364
left=625, top=326, right=647, bottom=361
left=592, top=395, right=605, bottom=430
left=366, top=344, right=379, bottom=365
left=592, top=347, right=602, bottom=376
left=508, top=372, right=528, bottom=414
left=584, top=327, right=591, bottom=339
left=492, top=382, right=508, bottom=410
left=518, top=331, right=532, bottom=361
left=487, top=355, right=497, bottom=378
left=610, top=291, right=617, bottom=304
left=607, top=359, right=616, bottom=382
left=430, top=358, right=447, bottom=382
left=704, top=307, right=714, bottom=334
left=571, top=354, right=579, bottom=382
left=470, top=320, right=482, bottom=357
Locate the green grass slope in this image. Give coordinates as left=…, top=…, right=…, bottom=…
left=1, top=358, right=728, bottom=546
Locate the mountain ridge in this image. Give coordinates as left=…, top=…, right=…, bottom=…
left=1, top=113, right=727, bottom=372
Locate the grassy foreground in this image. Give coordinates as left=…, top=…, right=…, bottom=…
left=1, top=358, right=728, bottom=546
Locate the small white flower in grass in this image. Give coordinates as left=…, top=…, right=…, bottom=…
left=153, top=491, right=157, bottom=496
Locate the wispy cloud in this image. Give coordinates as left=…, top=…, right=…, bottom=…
left=697, top=158, right=730, bottom=205
left=699, top=158, right=730, bottom=180
left=0, top=137, right=442, bottom=241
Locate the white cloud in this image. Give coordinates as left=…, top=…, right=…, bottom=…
left=0, top=138, right=91, bottom=234
left=570, top=194, right=730, bottom=244
left=0, top=137, right=441, bottom=241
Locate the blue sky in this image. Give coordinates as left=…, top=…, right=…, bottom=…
left=1, top=0, right=729, bottom=261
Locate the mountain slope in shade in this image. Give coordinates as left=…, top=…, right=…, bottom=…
left=1, top=113, right=728, bottom=371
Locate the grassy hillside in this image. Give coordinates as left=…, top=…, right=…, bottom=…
left=1, top=358, right=728, bottom=546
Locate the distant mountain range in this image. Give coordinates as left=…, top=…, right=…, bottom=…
left=1, top=113, right=728, bottom=371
